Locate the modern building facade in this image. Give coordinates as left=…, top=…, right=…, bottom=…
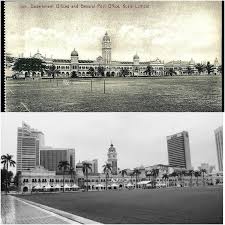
left=40, top=147, right=75, bottom=174
left=215, top=126, right=223, bottom=171
left=17, top=122, right=44, bottom=172
left=167, top=131, right=192, bottom=170
left=107, top=143, right=118, bottom=175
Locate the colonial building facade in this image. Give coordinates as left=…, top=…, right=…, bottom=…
left=30, top=32, right=165, bottom=78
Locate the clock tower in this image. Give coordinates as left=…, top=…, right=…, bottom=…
left=107, top=143, right=118, bottom=175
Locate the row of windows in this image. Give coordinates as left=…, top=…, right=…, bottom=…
left=56, top=65, right=165, bottom=70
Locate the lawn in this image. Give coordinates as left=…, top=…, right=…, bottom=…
left=5, top=75, right=222, bottom=112
left=17, top=186, right=223, bottom=224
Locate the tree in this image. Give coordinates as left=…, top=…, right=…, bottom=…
left=195, top=63, right=205, bottom=75
left=97, top=66, right=105, bottom=77
left=150, top=169, right=159, bottom=188
left=133, top=168, right=141, bottom=188
left=186, top=66, right=194, bottom=75
left=194, top=171, right=201, bottom=186
left=188, top=170, right=195, bottom=187
left=1, top=154, right=16, bottom=194
left=181, top=169, right=187, bottom=187
left=169, top=171, right=178, bottom=187
left=145, top=170, right=151, bottom=181
left=12, top=58, right=46, bottom=77
left=57, top=161, right=70, bottom=192
left=1, top=169, right=13, bottom=192
left=45, top=64, right=60, bottom=78
left=145, top=65, right=154, bottom=76
left=217, top=65, right=222, bottom=74
left=71, top=71, right=78, bottom=78
left=120, top=169, right=127, bottom=177
left=13, top=171, right=21, bottom=191
left=200, top=169, right=207, bottom=186
left=88, top=67, right=95, bottom=77
left=205, top=62, right=214, bottom=75
left=69, top=167, right=76, bottom=185
left=102, top=163, right=112, bottom=190
left=166, top=68, right=176, bottom=76
left=119, top=68, right=129, bottom=77
left=82, top=161, right=92, bottom=191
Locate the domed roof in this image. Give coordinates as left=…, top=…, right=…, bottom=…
left=103, top=32, right=111, bottom=42
left=71, top=48, right=78, bottom=56
left=76, top=161, right=83, bottom=168
left=97, top=56, right=103, bottom=61
left=133, top=53, right=139, bottom=60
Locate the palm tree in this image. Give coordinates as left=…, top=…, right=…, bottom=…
left=119, top=68, right=129, bottom=77
left=88, top=67, right=95, bottom=77
left=181, top=169, right=187, bottom=187
left=166, top=68, right=176, bottom=76
left=1, top=154, right=16, bottom=194
left=102, top=163, right=112, bottom=190
left=187, top=66, right=194, bottom=75
left=195, top=63, right=205, bottom=75
left=200, top=169, right=207, bottom=186
left=120, top=169, right=127, bottom=177
left=145, top=170, right=151, bottom=181
left=188, top=170, right=195, bottom=187
left=150, top=169, right=159, bottom=188
left=205, top=62, right=214, bottom=75
left=169, top=171, right=178, bottom=186
left=194, top=171, right=201, bottom=186
left=162, top=173, right=169, bottom=187
left=133, top=168, right=141, bottom=188
left=145, top=65, right=154, bottom=76
left=57, top=160, right=70, bottom=192
left=82, top=161, right=92, bottom=191
left=69, top=167, right=76, bottom=186
left=217, top=65, right=222, bottom=74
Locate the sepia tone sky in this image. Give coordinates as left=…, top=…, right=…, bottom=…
left=1, top=113, right=222, bottom=174
left=5, top=1, right=222, bottom=63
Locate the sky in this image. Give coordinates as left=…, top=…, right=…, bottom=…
left=5, top=1, right=222, bottom=63
left=0, top=112, right=222, bottom=174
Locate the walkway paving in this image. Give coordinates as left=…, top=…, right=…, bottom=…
left=1, top=195, right=79, bottom=224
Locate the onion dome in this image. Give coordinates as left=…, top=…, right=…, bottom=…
left=76, top=161, right=83, bottom=168
left=71, top=48, right=78, bottom=56
left=103, top=32, right=111, bottom=42
left=133, top=53, right=139, bottom=60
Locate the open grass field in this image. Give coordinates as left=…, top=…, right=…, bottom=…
left=5, top=75, right=222, bottom=112
left=17, top=186, right=223, bottom=224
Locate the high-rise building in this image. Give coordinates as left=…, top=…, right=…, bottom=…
left=17, top=122, right=44, bottom=172
left=107, top=143, right=118, bottom=175
left=40, top=147, right=75, bottom=174
left=214, top=126, right=223, bottom=171
left=167, top=131, right=192, bottom=169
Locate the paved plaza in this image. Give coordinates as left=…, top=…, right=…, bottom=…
left=1, top=194, right=79, bottom=224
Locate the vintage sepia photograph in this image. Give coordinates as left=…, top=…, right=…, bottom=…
left=0, top=112, right=223, bottom=224
left=4, top=1, right=223, bottom=112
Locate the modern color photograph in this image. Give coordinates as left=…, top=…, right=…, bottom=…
left=4, top=1, right=223, bottom=112
left=1, top=113, right=223, bottom=224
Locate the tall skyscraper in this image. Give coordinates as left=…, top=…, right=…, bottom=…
left=17, top=122, right=44, bottom=172
left=40, top=147, right=75, bottom=174
left=214, top=126, right=223, bottom=171
left=167, top=131, right=192, bottom=169
left=107, top=143, right=118, bottom=175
